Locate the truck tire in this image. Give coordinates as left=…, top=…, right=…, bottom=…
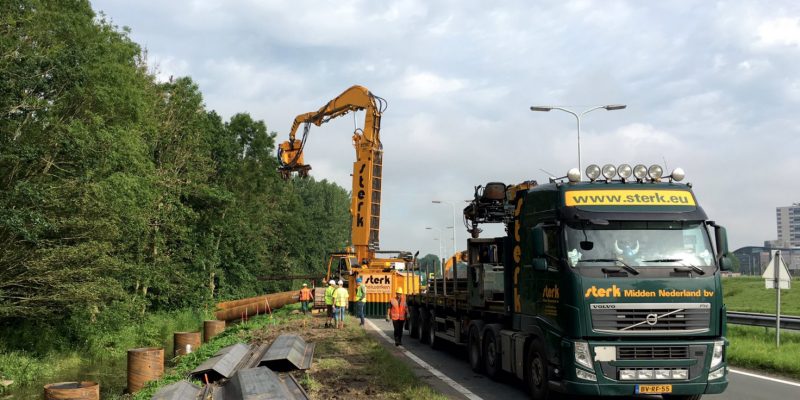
left=482, top=324, right=502, bottom=379
left=428, top=310, right=442, bottom=350
left=663, top=396, right=702, bottom=400
left=526, top=339, right=552, bottom=400
left=420, top=308, right=431, bottom=344
left=409, top=306, right=420, bottom=339
left=468, top=321, right=484, bottom=373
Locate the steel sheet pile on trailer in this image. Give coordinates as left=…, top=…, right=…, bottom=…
left=152, top=335, right=315, bottom=400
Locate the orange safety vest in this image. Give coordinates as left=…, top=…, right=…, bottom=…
left=299, top=287, right=312, bottom=301
left=389, top=296, right=407, bottom=321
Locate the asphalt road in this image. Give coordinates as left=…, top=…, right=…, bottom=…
left=365, top=318, right=800, bottom=400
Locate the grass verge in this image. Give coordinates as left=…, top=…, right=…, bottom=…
left=727, top=325, right=800, bottom=380
left=723, top=276, right=800, bottom=315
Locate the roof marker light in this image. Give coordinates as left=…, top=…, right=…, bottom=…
left=648, top=164, right=663, bottom=181
left=633, top=164, right=648, bottom=181
left=618, top=164, right=632, bottom=181
left=671, top=167, right=685, bottom=182
left=601, top=164, right=616, bottom=180
left=567, top=168, right=581, bottom=183
left=585, top=164, right=601, bottom=181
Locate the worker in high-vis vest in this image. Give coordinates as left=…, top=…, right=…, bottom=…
left=386, top=287, right=407, bottom=346
left=324, top=279, right=336, bottom=328
left=355, top=276, right=367, bottom=326
left=333, top=279, right=349, bottom=329
left=299, top=283, right=312, bottom=315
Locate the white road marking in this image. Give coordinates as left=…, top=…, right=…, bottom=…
left=729, top=368, right=800, bottom=387
left=365, top=319, right=484, bottom=400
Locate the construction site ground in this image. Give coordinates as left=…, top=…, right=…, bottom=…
left=250, top=310, right=448, bottom=400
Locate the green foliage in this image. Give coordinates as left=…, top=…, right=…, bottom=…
left=727, top=325, right=800, bottom=380
left=0, top=0, right=351, bottom=371
left=418, top=253, right=442, bottom=277
left=723, top=277, right=800, bottom=315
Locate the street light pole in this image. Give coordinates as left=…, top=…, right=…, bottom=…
left=530, top=104, right=626, bottom=172
left=426, top=227, right=443, bottom=262
left=432, top=200, right=457, bottom=256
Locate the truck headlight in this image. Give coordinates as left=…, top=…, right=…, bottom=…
left=710, top=341, right=724, bottom=369
left=576, top=368, right=597, bottom=381
left=574, top=341, right=593, bottom=370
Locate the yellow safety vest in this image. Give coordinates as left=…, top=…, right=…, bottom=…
left=324, top=286, right=335, bottom=305
left=334, top=287, right=349, bottom=307
left=356, top=284, right=367, bottom=303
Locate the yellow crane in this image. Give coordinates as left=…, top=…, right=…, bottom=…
left=277, top=85, right=419, bottom=315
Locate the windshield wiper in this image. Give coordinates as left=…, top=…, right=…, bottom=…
left=644, top=258, right=706, bottom=275
left=579, top=258, right=640, bottom=275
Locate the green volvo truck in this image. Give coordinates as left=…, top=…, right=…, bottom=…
left=406, top=164, right=731, bottom=400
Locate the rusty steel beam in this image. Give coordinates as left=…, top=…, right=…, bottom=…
left=214, top=291, right=299, bottom=321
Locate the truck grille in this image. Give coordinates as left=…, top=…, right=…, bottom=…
left=590, top=303, right=711, bottom=334
left=617, top=346, right=689, bottom=360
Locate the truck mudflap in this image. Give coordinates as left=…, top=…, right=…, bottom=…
left=550, top=378, right=728, bottom=396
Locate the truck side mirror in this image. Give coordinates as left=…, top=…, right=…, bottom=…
left=531, top=226, right=545, bottom=258
left=720, top=256, right=733, bottom=271
left=713, top=225, right=731, bottom=271
left=533, top=258, right=547, bottom=272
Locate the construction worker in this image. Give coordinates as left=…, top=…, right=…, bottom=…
left=355, top=276, right=367, bottom=326
left=299, top=283, right=312, bottom=315
left=386, top=287, right=407, bottom=346
left=324, top=279, right=336, bottom=328
left=333, top=279, right=349, bottom=329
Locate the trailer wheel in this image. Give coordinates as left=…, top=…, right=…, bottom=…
left=428, top=310, right=441, bottom=350
left=409, top=306, right=420, bottom=339
left=419, top=308, right=431, bottom=344
left=482, top=324, right=502, bottom=379
left=526, top=339, right=552, bottom=400
left=468, top=321, right=484, bottom=373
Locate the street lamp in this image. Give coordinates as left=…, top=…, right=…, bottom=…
left=530, top=104, right=626, bottom=172
left=432, top=200, right=457, bottom=256
left=426, top=227, right=443, bottom=261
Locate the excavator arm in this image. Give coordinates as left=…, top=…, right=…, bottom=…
left=276, top=85, right=387, bottom=263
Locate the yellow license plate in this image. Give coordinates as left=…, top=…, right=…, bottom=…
left=636, top=384, right=672, bottom=394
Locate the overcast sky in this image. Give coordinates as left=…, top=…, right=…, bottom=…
left=92, top=0, right=800, bottom=258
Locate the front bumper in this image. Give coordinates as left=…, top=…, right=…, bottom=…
left=554, top=338, right=728, bottom=396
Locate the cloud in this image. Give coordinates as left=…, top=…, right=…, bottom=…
left=756, top=16, right=800, bottom=47
left=395, top=69, right=466, bottom=99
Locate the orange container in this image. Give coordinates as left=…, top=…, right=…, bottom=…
left=127, top=347, right=164, bottom=393
left=44, top=381, right=99, bottom=400
left=173, top=331, right=201, bottom=356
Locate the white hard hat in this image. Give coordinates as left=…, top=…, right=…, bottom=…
left=329, top=279, right=335, bottom=285
left=302, top=283, right=307, bottom=286
left=337, top=280, right=343, bottom=285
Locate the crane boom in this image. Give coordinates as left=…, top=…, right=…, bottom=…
left=277, top=85, right=387, bottom=263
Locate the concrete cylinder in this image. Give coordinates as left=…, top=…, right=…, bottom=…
left=173, top=331, right=202, bottom=357
left=127, top=347, right=164, bottom=393
left=203, top=320, right=225, bottom=343
left=44, top=381, right=99, bottom=400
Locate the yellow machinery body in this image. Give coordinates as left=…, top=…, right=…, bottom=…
left=277, top=86, right=420, bottom=315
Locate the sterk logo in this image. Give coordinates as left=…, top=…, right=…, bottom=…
left=584, top=284, right=621, bottom=298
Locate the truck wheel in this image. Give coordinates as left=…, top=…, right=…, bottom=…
left=468, top=321, right=484, bottom=373
left=526, top=339, right=552, bottom=400
left=409, top=306, right=420, bottom=339
left=428, top=310, right=441, bottom=350
left=664, top=396, right=702, bottom=400
left=420, top=308, right=431, bottom=344
left=482, top=324, right=502, bottom=379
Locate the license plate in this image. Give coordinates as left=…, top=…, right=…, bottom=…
left=635, top=384, right=672, bottom=394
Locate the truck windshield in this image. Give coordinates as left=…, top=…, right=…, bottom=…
left=564, top=221, right=714, bottom=270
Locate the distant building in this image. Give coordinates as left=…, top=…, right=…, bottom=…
left=733, top=246, right=800, bottom=277
left=776, top=203, right=800, bottom=247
